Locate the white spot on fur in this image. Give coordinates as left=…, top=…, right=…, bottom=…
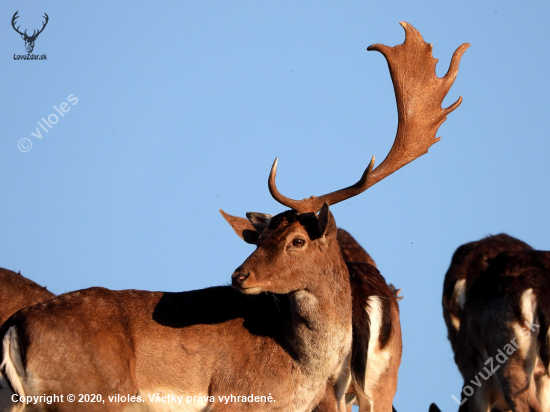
left=512, top=321, right=533, bottom=359
left=450, top=314, right=461, bottom=331
left=355, top=296, right=391, bottom=410
left=454, top=279, right=467, bottom=311
left=509, top=289, right=539, bottom=362
left=520, top=289, right=536, bottom=325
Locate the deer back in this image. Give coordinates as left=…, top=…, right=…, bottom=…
left=0, top=268, right=55, bottom=325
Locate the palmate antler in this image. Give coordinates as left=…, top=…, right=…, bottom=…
left=269, top=22, right=469, bottom=214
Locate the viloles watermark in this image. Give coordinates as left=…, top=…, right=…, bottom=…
left=18, top=94, right=78, bottom=152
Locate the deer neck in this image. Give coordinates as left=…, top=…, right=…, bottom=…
left=287, top=256, right=352, bottom=384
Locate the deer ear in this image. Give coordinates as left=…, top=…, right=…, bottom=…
left=317, top=203, right=330, bottom=238
left=219, top=209, right=260, bottom=245
left=246, top=212, right=272, bottom=233
left=429, top=404, right=442, bottom=412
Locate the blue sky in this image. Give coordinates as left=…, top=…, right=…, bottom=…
left=1, top=1, right=549, bottom=411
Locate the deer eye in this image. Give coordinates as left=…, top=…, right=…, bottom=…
left=292, top=238, right=306, bottom=247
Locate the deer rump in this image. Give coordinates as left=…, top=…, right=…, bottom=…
left=455, top=251, right=550, bottom=412
left=441, top=234, right=534, bottom=356
left=434, top=244, right=550, bottom=412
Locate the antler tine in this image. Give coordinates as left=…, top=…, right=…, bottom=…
left=268, top=158, right=303, bottom=212
left=267, top=22, right=468, bottom=214
left=34, top=13, right=49, bottom=37
left=365, top=21, right=469, bottom=188
left=268, top=157, right=376, bottom=214
left=11, top=11, right=25, bottom=36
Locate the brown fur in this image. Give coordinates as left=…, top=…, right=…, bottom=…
left=0, top=268, right=55, bottom=325
left=439, top=241, right=550, bottom=412
left=348, top=263, right=402, bottom=412
left=331, top=232, right=402, bottom=412
left=442, top=234, right=533, bottom=355
left=336, top=229, right=377, bottom=268
left=315, top=261, right=401, bottom=412
left=0, top=208, right=353, bottom=412
left=457, top=251, right=550, bottom=412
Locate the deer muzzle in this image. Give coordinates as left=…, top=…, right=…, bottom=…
left=231, top=269, right=263, bottom=294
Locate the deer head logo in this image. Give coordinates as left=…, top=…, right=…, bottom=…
left=12, top=11, right=49, bottom=53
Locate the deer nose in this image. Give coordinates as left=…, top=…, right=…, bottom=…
left=231, top=271, right=250, bottom=287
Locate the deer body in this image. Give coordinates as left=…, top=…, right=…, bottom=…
left=336, top=229, right=377, bottom=268
left=1, top=281, right=349, bottom=412
left=333, top=230, right=403, bottom=412
left=0, top=210, right=352, bottom=412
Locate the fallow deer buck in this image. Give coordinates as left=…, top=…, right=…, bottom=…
left=0, top=21, right=467, bottom=412
left=218, top=214, right=402, bottom=412
left=433, top=250, right=550, bottom=412
left=225, top=21, right=466, bottom=412
left=0, top=268, right=55, bottom=326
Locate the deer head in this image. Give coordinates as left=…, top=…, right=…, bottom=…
left=224, top=21, right=469, bottom=295
left=231, top=205, right=341, bottom=295
left=12, top=11, right=49, bottom=53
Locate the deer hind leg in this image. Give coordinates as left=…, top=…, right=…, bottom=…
left=0, top=327, right=25, bottom=412
left=335, top=352, right=353, bottom=412
left=0, top=379, right=20, bottom=412
left=466, top=379, right=492, bottom=412
left=497, top=364, right=541, bottom=412
left=354, top=389, right=372, bottom=412
left=535, top=372, right=550, bottom=412
left=492, top=333, right=541, bottom=412
left=492, top=289, right=542, bottom=412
